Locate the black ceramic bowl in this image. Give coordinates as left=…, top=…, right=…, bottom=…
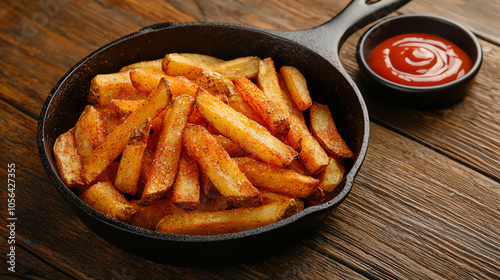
left=38, top=0, right=410, bottom=265
left=357, top=14, right=483, bottom=109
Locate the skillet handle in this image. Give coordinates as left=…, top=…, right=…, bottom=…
left=272, top=0, right=411, bottom=61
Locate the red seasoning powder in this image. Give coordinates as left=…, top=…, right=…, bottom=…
left=368, top=33, right=472, bottom=87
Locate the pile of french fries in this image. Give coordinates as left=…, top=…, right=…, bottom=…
left=53, top=52, right=354, bottom=235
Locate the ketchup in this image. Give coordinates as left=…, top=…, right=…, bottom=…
left=368, top=33, right=472, bottom=87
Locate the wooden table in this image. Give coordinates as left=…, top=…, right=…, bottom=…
left=1, top=0, right=499, bottom=279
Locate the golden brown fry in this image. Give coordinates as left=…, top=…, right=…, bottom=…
left=120, top=59, right=163, bottom=73
left=259, top=190, right=305, bottom=213
left=278, top=74, right=329, bottom=175
left=82, top=78, right=172, bottom=184
left=172, top=152, right=201, bottom=210
left=73, top=105, right=107, bottom=161
left=212, top=134, right=247, bottom=157
left=129, top=68, right=199, bottom=98
left=234, top=157, right=319, bottom=198
left=108, top=99, right=144, bottom=118
left=257, top=57, right=286, bottom=106
left=309, top=102, right=355, bottom=159
left=156, top=199, right=298, bottom=235
left=211, top=56, right=260, bottom=81
left=318, top=156, right=345, bottom=193
left=195, top=68, right=235, bottom=96
left=182, top=125, right=261, bottom=208
left=141, top=95, right=195, bottom=206
left=226, top=88, right=266, bottom=127
left=79, top=181, right=137, bottom=223
left=162, top=53, right=205, bottom=80
left=180, top=53, right=224, bottom=66
left=280, top=66, right=313, bottom=111
left=131, top=197, right=185, bottom=230
left=196, top=90, right=297, bottom=167
left=89, top=71, right=146, bottom=106
left=114, top=120, right=150, bottom=195
left=53, top=130, right=85, bottom=188
left=234, top=77, right=290, bottom=137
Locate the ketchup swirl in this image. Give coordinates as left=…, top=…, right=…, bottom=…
left=368, top=33, right=472, bottom=87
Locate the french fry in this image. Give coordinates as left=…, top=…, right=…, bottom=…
left=309, top=102, right=355, bottom=159
left=280, top=66, right=313, bottom=110
left=196, top=90, right=297, bottom=167
left=259, top=190, right=305, bottom=213
left=182, top=125, right=261, bottom=207
left=120, top=59, right=163, bottom=73
left=141, top=94, right=196, bottom=206
left=226, top=88, right=266, bottom=127
left=234, top=157, right=319, bottom=198
left=139, top=147, right=155, bottom=183
left=89, top=71, right=147, bottom=106
left=211, top=56, right=260, bottom=81
left=180, top=53, right=224, bottom=66
left=172, top=152, right=201, bottom=210
left=195, top=68, right=235, bottom=96
left=162, top=53, right=205, bottom=80
left=278, top=74, right=329, bottom=175
left=114, top=120, right=150, bottom=195
left=129, top=68, right=199, bottom=98
left=108, top=99, right=144, bottom=118
left=234, top=77, right=290, bottom=137
left=257, top=57, right=287, bottom=107
left=131, top=197, right=185, bottom=230
left=212, top=134, right=247, bottom=157
left=53, top=130, right=85, bottom=188
left=73, top=105, right=107, bottom=161
left=79, top=181, right=137, bottom=223
left=318, top=156, right=345, bottom=193
left=156, top=199, right=298, bottom=235
left=82, top=78, right=172, bottom=184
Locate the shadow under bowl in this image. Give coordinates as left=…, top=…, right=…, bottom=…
left=356, top=14, right=483, bottom=109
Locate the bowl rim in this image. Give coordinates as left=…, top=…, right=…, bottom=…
left=37, top=21, right=370, bottom=243
left=356, top=13, right=483, bottom=92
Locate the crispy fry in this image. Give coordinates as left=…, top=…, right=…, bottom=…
left=172, top=152, right=201, bottom=210
left=156, top=199, right=298, bottom=235
left=79, top=181, right=137, bottom=223
left=162, top=53, right=205, bottom=80
left=259, top=190, right=305, bottom=213
left=226, top=87, right=266, bottom=126
left=180, top=53, right=224, bottom=66
left=278, top=74, right=329, bottom=175
left=309, top=102, right=355, bottom=159
left=234, top=77, right=290, bottom=137
left=73, top=105, right=107, bottom=161
left=195, top=68, right=235, bottom=96
left=129, top=68, right=199, bottom=98
left=234, top=157, right=319, bottom=198
left=120, top=59, right=163, bottom=73
left=114, top=120, right=150, bottom=195
left=131, top=197, right=185, bottom=230
left=53, top=130, right=85, bottom=188
left=212, top=134, right=247, bottom=157
left=89, top=71, right=147, bottom=106
left=141, top=95, right=195, bottom=206
left=211, top=56, right=260, bottom=80
left=182, top=125, right=261, bottom=207
left=318, top=156, right=345, bottom=193
left=196, top=90, right=297, bottom=167
left=82, top=78, right=172, bottom=184
left=280, top=66, right=313, bottom=110
left=108, top=99, right=144, bottom=118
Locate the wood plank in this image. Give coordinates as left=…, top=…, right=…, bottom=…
left=339, top=16, right=500, bottom=181
left=306, top=122, right=500, bottom=279
left=399, top=0, right=500, bottom=45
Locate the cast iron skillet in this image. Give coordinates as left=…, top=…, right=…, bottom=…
left=38, top=0, right=410, bottom=265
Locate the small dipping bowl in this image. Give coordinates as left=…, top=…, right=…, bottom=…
left=356, top=14, right=483, bottom=109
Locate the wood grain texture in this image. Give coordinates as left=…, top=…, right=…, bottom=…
left=1, top=0, right=499, bottom=279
